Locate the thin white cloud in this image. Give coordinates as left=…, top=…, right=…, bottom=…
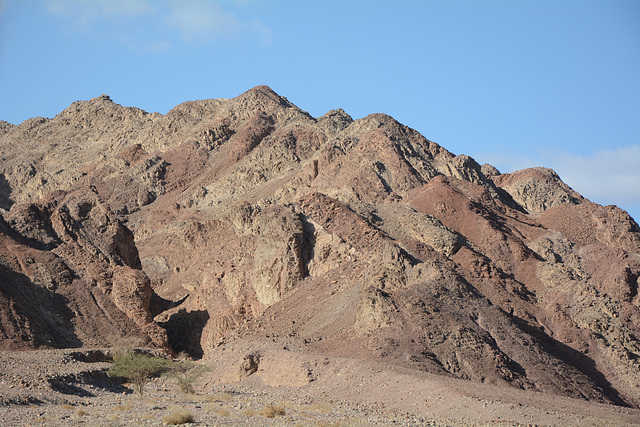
left=44, top=0, right=271, bottom=50
left=163, top=0, right=271, bottom=44
left=476, top=145, right=640, bottom=219
left=46, top=0, right=156, bottom=27
left=550, top=145, right=640, bottom=207
left=473, top=148, right=540, bottom=174
left=45, top=0, right=165, bottom=51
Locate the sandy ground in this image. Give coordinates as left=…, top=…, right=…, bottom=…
left=1, top=347, right=639, bottom=426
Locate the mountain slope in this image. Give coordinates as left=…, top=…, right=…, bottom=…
left=1, top=86, right=639, bottom=407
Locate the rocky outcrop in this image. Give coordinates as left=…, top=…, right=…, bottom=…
left=1, top=85, right=639, bottom=407
left=0, top=189, right=170, bottom=352
left=492, top=167, right=584, bottom=214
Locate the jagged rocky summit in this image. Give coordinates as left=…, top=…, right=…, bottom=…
left=1, top=86, right=639, bottom=407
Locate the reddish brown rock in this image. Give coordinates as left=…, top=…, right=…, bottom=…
left=1, top=85, right=639, bottom=408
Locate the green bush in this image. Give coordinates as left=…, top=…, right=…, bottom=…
left=107, top=352, right=171, bottom=395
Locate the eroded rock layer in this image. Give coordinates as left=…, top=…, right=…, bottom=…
left=1, top=86, right=639, bottom=407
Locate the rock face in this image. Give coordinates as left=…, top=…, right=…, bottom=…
left=1, top=85, right=639, bottom=407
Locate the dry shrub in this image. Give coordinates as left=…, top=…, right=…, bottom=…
left=169, top=361, right=211, bottom=394
left=260, top=404, right=286, bottom=418
left=261, top=405, right=276, bottom=418
left=241, top=407, right=259, bottom=416
left=205, top=403, right=231, bottom=415
left=61, top=403, right=74, bottom=410
left=162, top=407, right=195, bottom=425
left=75, top=408, right=88, bottom=416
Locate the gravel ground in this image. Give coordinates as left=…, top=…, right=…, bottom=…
left=0, top=349, right=445, bottom=426
left=2, top=348, right=640, bottom=426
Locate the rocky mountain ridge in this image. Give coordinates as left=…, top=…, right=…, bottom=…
left=1, top=86, right=639, bottom=408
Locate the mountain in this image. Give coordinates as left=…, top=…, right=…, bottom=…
left=1, top=86, right=639, bottom=408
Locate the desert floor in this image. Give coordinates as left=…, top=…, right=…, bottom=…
left=1, top=347, right=639, bottom=426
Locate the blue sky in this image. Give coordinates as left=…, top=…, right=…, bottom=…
left=1, top=0, right=639, bottom=221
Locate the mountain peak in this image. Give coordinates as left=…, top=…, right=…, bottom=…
left=245, top=84, right=279, bottom=96
left=235, top=85, right=294, bottom=109
left=1, top=87, right=639, bottom=411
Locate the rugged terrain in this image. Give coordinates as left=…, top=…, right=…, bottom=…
left=1, top=86, right=640, bottom=423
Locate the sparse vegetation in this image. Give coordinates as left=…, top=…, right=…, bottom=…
left=107, top=337, right=210, bottom=397
left=3, top=78, right=640, bottom=427
left=260, top=403, right=286, bottom=418
left=168, top=360, right=211, bottom=394
left=205, top=402, right=233, bottom=415
left=241, top=407, right=259, bottom=416
left=162, top=407, right=195, bottom=425
left=107, top=352, right=171, bottom=396
left=75, top=408, right=89, bottom=416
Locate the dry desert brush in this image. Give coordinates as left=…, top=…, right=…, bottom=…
left=168, top=360, right=211, bottom=394
left=260, top=403, right=286, bottom=418
left=162, top=407, right=195, bottom=425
